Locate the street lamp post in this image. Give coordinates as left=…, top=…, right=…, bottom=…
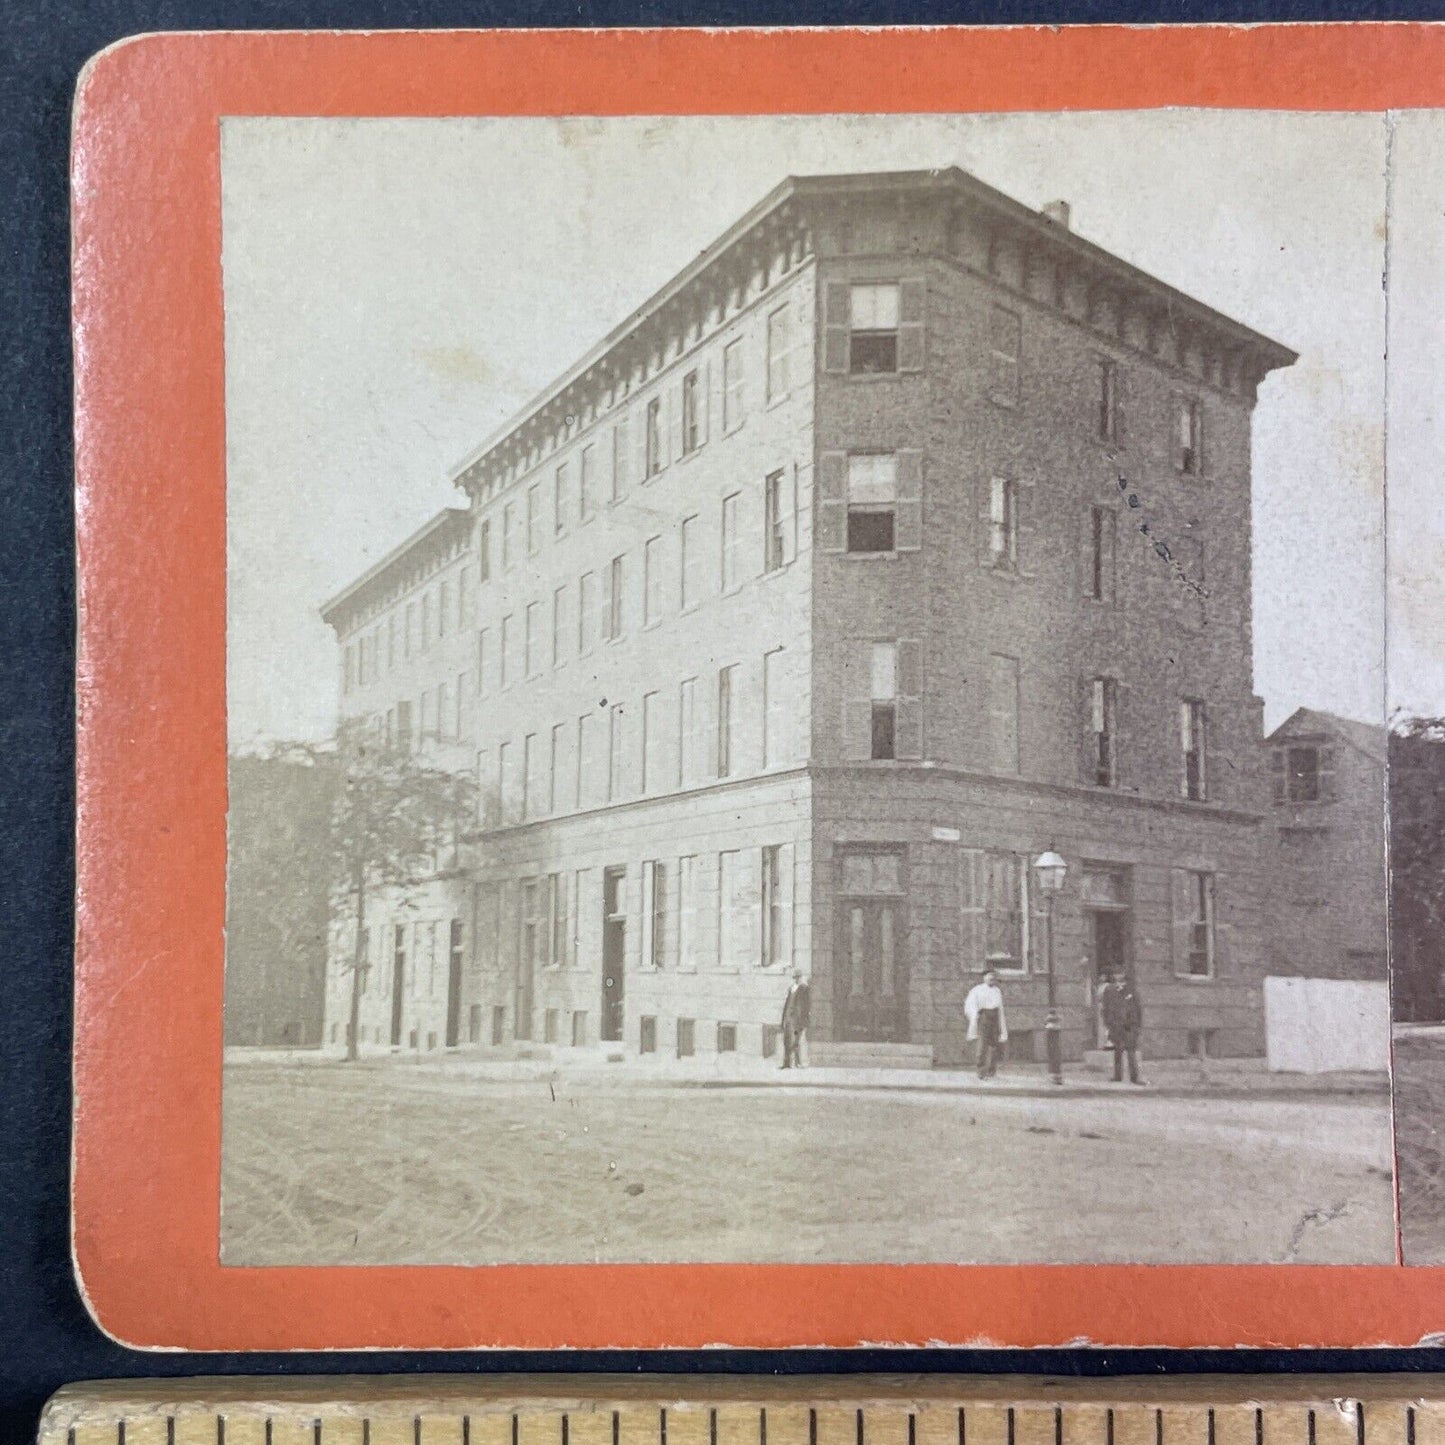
left=1032, top=849, right=1068, bottom=1086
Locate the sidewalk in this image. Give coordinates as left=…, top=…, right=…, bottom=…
left=226, top=1045, right=1389, bottom=1099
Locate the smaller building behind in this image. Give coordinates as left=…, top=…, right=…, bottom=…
left=1262, top=707, right=1387, bottom=982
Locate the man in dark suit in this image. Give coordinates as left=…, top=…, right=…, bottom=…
left=1100, top=971, right=1145, bottom=1085
left=780, top=969, right=811, bottom=1069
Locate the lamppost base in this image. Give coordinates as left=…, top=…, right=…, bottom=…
left=1044, top=1009, right=1064, bottom=1086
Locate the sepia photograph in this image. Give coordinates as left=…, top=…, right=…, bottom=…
left=218, top=110, right=1398, bottom=1268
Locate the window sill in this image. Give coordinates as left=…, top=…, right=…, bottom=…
left=765, top=391, right=792, bottom=411
left=1172, top=972, right=1217, bottom=983
left=837, top=550, right=902, bottom=562
left=842, top=370, right=904, bottom=383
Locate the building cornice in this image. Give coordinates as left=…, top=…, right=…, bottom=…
left=320, top=506, right=472, bottom=634
left=448, top=167, right=1296, bottom=507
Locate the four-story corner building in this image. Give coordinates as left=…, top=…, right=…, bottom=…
left=322, top=168, right=1297, bottom=1067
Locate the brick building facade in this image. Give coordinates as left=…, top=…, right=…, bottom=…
left=321, top=167, right=1297, bottom=1065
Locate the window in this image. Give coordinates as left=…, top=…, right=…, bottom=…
left=524, top=601, right=541, bottom=677
left=1091, top=677, right=1118, bottom=787
left=849, top=282, right=900, bottom=374
left=766, top=303, right=791, bottom=401
left=717, top=848, right=760, bottom=968
left=419, top=688, right=434, bottom=742
left=502, top=500, right=518, bottom=570
left=544, top=1009, right=559, bottom=1044
left=763, top=647, right=789, bottom=768
left=554, top=464, right=570, bottom=536
left=677, top=854, right=699, bottom=971
left=680, top=514, right=702, bottom=609
left=478, top=521, right=491, bottom=583
left=870, top=642, right=898, bottom=760
left=521, top=878, right=546, bottom=983
left=526, top=484, right=540, bottom=555
left=722, top=338, right=745, bottom=431
left=643, top=536, right=663, bottom=625
left=404, top=602, right=416, bottom=659
left=721, top=492, right=744, bottom=591
left=643, top=859, right=669, bottom=968
left=1087, top=506, right=1116, bottom=603
left=571, top=1010, right=587, bottom=1046
left=552, top=584, right=568, bottom=666
left=457, top=570, right=472, bottom=630
left=579, top=444, right=598, bottom=521
left=989, top=653, right=1021, bottom=774
left=575, top=713, right=592, bottom=809
left=549, top=723, right=565, bottom=813
left=522, top=733, right=539, bottom=818
left=343, top=643, right=355, bottom=693
left=608, top=702, right=626, bottom=800
left=1098, top=357, right=1119, bottom=441
left=1273, top=743, right=1334, bottom=804
left=386, top=614, right=397, bottom=671
left=395, top=699, right=413, bottom=754
left=676, top=1018, right=695, bottom=1058
left=761, top=1024, right=780, bottom=1059
left=610, top=422, right=628, bottom=503
left=681, top=369, right=703, bottom=454
left=498, top=740, right=515, bottom=823
left=840, top=851, right=903, bottom=896
left=578, top=571, right=598, bottom=654
left=1175, top=870, right=1216, bottom=977
left=1181, top=699, right=1208, bottom=800
left=500, top=613, right=515, bottom=687
left=975, top=852, right=1029, bottom=974
left=437, top=680, right=451, bottom=740
left=605, top=554, right=624, bottom=640
left=717, top=665, right=737, bottom=778
left=678, top=677, right=701, bottom=786
left=641, top=690, right=661, bottom=792
left=477, top=627, right=491, bottom=695
left=645, top=397, right=664, bottom=478
left=989, top=477, right=1019, bottom=569
left=421, top=591, right=433, bottom=652
left=640, top=1016, right=658, bottom=1054
left=717, top=1022, right=738, bottom=1053
left=846, top=453, right=897, bottom=554
left=548, top=871, right=568, bottom=967
left=491, top=1005, right=506, bottom=1045
left=762, top=842, right=794, bottom=967
left=764, top=469, right=793, bottom=572
left=1176, top=395, right=1203, bottom=474
left=989, top=306, right=1021, bottom=405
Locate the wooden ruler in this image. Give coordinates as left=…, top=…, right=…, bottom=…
left=39, top=1379, right=1445, bottom=1445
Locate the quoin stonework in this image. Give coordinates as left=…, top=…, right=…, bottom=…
left=318, top=166, right=1305, bottom=1069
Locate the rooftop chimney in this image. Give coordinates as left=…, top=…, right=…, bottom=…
left=1042, top=199, right=1072, bottom=229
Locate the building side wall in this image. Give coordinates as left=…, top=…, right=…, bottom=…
left=1267, top=745, right=1388, bottom=979
left=466, top=775, right=812, bottom=1058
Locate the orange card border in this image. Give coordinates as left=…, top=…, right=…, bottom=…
left=72, top=23, right=1436, bottom=1352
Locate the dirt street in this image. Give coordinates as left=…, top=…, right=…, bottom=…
left=221, top=1059, right=1395, bottom=1266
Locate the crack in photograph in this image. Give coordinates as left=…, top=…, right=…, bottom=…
left=217, top=110, right=1410, bottom=1267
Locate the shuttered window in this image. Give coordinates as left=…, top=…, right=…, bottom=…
left=822, top=278, right=926, bottom=375
left=843, top=638, right=922, bottom=761
left=988, top=654, right=1021, bottom=774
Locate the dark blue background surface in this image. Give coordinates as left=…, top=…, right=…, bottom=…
left=3, top=5, right=1442, bottom=1444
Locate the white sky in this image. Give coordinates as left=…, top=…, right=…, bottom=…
left=222, top=110, right=1408, bottom=746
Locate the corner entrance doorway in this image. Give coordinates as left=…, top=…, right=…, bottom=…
left=601, top=865, right=626, bottom=1043
left=1080, top=864, right=1133, bottom=1048
left=834, top=849, right=909, bottom=1042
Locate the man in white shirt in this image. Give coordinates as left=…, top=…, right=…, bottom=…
left=964, top=970, right=1008, bottom=1079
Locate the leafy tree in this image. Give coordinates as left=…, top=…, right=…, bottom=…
left=330, top=721, right=479, bottom=1060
